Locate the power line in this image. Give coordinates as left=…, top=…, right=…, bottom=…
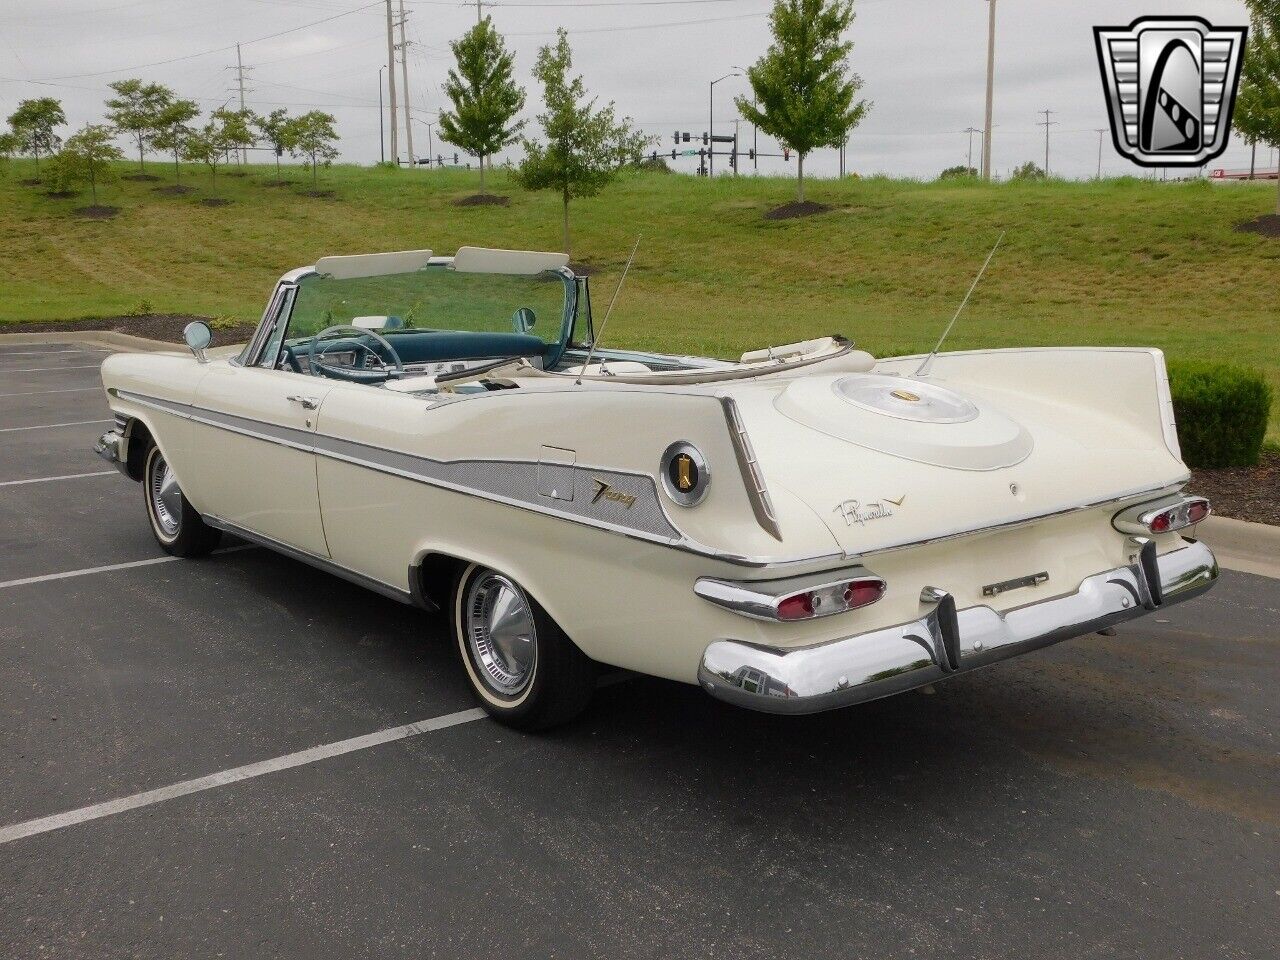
left=1037, top=108, right=1057, bottom=176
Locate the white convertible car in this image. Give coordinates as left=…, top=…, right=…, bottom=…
left=96, top=246, right=1217, bottom=728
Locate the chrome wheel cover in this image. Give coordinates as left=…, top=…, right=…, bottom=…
left=465, top=573, right=537, bottom=697
left=148, top=451, right=182, bottom=538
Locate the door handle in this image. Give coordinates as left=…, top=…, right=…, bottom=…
left=287, top=395, right=319, bottom=410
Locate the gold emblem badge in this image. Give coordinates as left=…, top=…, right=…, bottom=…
left=890, top=389, right=921, bottom=402
left=673, top=453, right=696, bottom=492
left=591, top=478, right=637, bottom=509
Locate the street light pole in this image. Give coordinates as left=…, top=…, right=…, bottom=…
left=378, top=67, right=386, bottom=164
left=1095, top=127, right=1107, bottom=179
left=709, top=71, right=740, bottom=178
left=982, top=0, right=997, bottom=180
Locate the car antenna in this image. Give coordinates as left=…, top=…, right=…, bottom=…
left=914, top=230, right=1005, bottom=378
left=575, top=235, right=642, bottom=386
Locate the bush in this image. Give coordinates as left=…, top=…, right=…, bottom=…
left=1168, top=360, right=1271, bottom=468
left=1009, top=161, right=1046, bottom=181
left=940, top=165, right=978, bottom=180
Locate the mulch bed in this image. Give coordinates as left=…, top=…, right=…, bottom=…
left=1188, top=450, right=1280, bottom=526
left=153, top=184, right=196, bottom=196
left=452, top=193, right=510, bottom=207
left=297, top=189, right=335, bottom=199
left=45, top=190, right=77, bottom=199
left=763, top=201, right=833, bottom=221
left=263, top=180, right=293, bottom=188
left=19, top=178, right=42, bottom=187
left=73, top=205, right=121, bottom=220
left=2, top=314, right=256, bottom=346
left=1235, top=214, right=1280, bottom=238
left=122, top=173, right=161, bottom=182
left=199, top=197, right=233, bottom=207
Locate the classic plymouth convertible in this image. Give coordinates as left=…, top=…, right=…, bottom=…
left=96, top=246, right=1217, bottom=728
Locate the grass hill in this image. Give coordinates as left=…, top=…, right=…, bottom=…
left=1, top=160, right=1276, bottom=437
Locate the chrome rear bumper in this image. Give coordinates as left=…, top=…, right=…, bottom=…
left=697, top=539, right=1218, bottom=715
left=94, top=430, right=129, bottom=476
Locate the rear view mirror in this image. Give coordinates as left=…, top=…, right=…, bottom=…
left=512, top=307, right=537, bottom=333
left=183, top=321, right=212, bottom=363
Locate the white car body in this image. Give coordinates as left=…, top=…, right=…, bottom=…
left=96, top=247, right=1218, bottom=719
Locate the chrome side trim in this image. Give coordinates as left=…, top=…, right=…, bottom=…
left=698, top=540, right=1218, bottom=715
left=203, top=516, right=418, bottom=607
left=720, top=397, right=783, bottom=541
left=694, top=566, right=883, bottom=621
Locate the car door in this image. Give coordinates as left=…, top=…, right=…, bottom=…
left=184, top=361, right=334, bottom=557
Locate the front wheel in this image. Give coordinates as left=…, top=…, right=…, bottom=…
left=452, top=564, right=597, bottom=730
left=143, top=442, right=222, bottom=557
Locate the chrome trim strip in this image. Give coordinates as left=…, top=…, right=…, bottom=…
left=202, top=515, right=417, bottom=607
left=1112, top=494, right=1210, bottom=536
left=720, top=397, right=783, bottom=541
left=698, top=540, right=1218, bottom=715
left=93, top=430, right=130, bottom=476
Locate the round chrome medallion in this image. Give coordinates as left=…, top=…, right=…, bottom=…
left=833, top=374, right=979, bottom=424
left=148, top=451, right=182, bottom=538
left=660, top=442, right=710, bottom=506
left=465, top=573, right=537, bottom=697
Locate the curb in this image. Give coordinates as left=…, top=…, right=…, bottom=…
left=1198, top=516, right=1280, bottom=580
left=0, top=330, right=246, bottom=355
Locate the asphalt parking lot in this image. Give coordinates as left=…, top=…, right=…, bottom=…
left=1, top=340, right=1277, bottom=960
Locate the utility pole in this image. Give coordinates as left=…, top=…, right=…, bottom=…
left=230, top=44, right=253, bottom=165
left=752, top=121, right=758, bottom=174
left=1037, top=109, right=1057, bottom=176
left=709, top=71, right=740, bottom=178
left=733, top=119, right=740, bottom=177
left=385, top=0, right=399, bottom=164
left=378, top=67, right=386, bottom=164
left=398, top=0, right=414, bottom=165
left=1095, top=128, right=1107, bottom=179
left=981, top=0, right=996, bottom=180
left=476, top=0, right=483, bottom=24
left=964, top=126, right=981, bottom=172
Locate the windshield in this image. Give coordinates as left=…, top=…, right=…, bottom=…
left=284, top=265, right=576, bottom=349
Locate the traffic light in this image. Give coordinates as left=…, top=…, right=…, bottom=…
left=783, top=147, right=790, bottom=161
left=673, top=130, right=680, bottom=144
left=670, top=149, right=677, bottom=160
left=682, top=131, right=690, bottom=143
left=748, top=148, right=755, bottom=161
left=701, top=132, right=708, bottom=145
left=729, top=150, right=736, bottom=171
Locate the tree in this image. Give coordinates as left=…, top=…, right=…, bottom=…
left=1237, top=0, right=1280, bottom=213
left=182, top=115, right=233, bottom=190
left=735, top=0, right=870, bottom=203
left=286, top=111, right=339, bottom=187
left=1010, top=161, right=1046, bottom=181
left=255, top=108, right=294, bottom=179
left=940, top=165, right=978, bottom=180
left=105, top=79, right=173, bottom=172
left=514, top=29, right=648, bottom=256
left=7, top=98, right=66, bottom=170
left=0, top=128, right=20, bottom=176
left=439, top=16, right=525, bottom=194
left=218, top=108, right=257, bottom=167
left=47, top=124, right=123, bottom=204
left=151, top=98, right=200, bottom=184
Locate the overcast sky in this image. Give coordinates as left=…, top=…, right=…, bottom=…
left=0, top=0, right=1267, bottom=180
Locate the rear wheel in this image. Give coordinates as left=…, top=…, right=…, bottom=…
left=143, top=442, right=221, bottom=557
left=452, top=563, right=596, bottom=730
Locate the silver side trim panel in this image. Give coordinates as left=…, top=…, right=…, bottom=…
left=721, top=397, right=783, bottom=542
left=202, top=516, right=418, bottom=607
left=698, top=540, right=1218, bottom=715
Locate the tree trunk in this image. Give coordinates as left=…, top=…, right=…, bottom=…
left=797, top=153, right=805, bottom=203
left=174, top=149, right=181, bottom=184
left=90, top=168, right=98, bottom=205
left=479, top=155, right=486, bottom=194
left=138, top=139, right=145, bottom=173
left=312, top=155, right=318, bottom=188
left=275, top=151, right=281, bottom=178
left=33, top=145, right=40, bottom=171
left=1275, top=169, right=1279, bottom=216
left=562, top=185, right=571, bottom=258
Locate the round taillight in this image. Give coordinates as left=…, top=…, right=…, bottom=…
left=1149, top=511, right=1172, bottom=534
left=843, top=580, right=885, bottom=609
left=777, top=592, right=814, bottom=621
left=1187, top=500, right=1211, bottom=524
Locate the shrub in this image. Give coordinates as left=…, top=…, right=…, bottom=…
left=1009, top=161, right=1045, bottom=181
left=1168, top=360, right=1272, bottom=468
left=940, top=165, right=977, bottom=180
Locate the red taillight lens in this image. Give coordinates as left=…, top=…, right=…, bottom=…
left=777, top=592, right=814, bottom=621
left=1186, top=500, right=1211, bottom=524
left=843, top=579, right=886, bottom=609
left=1149, top=511, right=1173, bottom=533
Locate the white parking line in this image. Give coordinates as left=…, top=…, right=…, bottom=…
left=0, top=544, right=254, bottom=590
left=0, top=349, right=110, bottom=357
left=0, top=470, right=115, bottom=487
left=0, top=387, right=102, bottom=397
left=0, top=418, right=111, bottom=432
left=0, top=365, right=103, bottom=373
left=0, top=707, right=487, bottom=845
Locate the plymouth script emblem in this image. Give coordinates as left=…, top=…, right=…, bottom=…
left=592, top=478, right=637, bottom=510
left=834, top=497, right=903, bottom=527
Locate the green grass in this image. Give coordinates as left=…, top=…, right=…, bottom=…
left=2, top=159, right=1278, bottom=438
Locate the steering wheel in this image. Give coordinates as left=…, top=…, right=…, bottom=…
left=306, top=325, right=405, bottom=380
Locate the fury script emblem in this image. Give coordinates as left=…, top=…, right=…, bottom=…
left=592, top=478, right=636, bottom=510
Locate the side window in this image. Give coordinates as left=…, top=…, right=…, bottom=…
left=257, top=287, right=297, bottom=369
